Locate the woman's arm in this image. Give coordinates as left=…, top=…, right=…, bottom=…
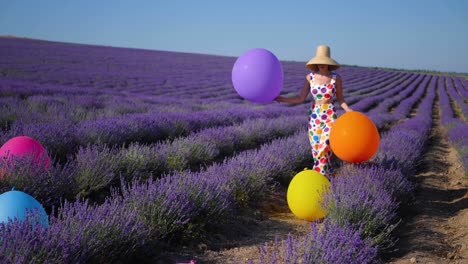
left=275, top=79, right=309, bottom=104
left=335, top=75, right=353, bottom=112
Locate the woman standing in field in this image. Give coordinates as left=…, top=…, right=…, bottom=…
left=275, top=45, right=353, bottom=178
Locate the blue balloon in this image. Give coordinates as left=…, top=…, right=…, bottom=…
left=0, top=190, right=49, bottom=228
left=232, top=48, right=283, bottom=103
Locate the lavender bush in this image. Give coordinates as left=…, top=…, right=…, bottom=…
left=254, top=219, right=378, bottom=264
left=0, top=155, right=78, bottom=209
left=0, top=198, right=148, bottom=263
left=325, top=166, right=399, bottom=247
left=438, top=76, right=468, bottom=177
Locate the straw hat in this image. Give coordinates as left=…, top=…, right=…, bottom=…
left=306, top=45, right=340, bottom=71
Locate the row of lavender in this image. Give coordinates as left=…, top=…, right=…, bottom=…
left=0, top=70, right=420, bottom=161
left=252, top=68, right=438, bottom=264
left=0, top=99, right=305, bottom=159
left=0, top=71, right=437, bottom=263
left=1, top=114, right=305, bottom=206
left=0, top=74, right=417, bottom=168
left=438, top=76, right=468, bottom=176
left=0, top=124, right=316, bottom=262
left=0, top=39, right=430, bottom=145
left=447, top=76, right=468, bottom=117
left=0, top=68, right=405, bottom=123
left=4, top=38, right=466, bottom=110
left=1, top=38, right=393, bottom=98
left=0, top=42, right=402, bottom=180
left=0, top=70, right=432, bottom=207
left=0, top=74, right=406, bottom=208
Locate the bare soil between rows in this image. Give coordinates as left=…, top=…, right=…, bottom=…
left=152, top=188, right=312, bottom=264
left=383, top=126, right=468, bottom=263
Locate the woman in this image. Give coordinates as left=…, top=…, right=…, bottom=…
left=276, top=45, right=353, bottom=178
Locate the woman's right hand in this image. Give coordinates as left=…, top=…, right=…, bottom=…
left=275, top=96, right=284, bottom=103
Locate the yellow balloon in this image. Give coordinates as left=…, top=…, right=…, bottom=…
left=287, top=168, right=331, bottom=222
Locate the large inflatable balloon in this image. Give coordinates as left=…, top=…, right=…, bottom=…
left=0, top=135, right=50, bottom=169
left=0, top=189, right=49, bottom=228
left=231, top=48, right=283, bottom=103
left=330, top=111, right=379, bottom=163
left=287, top=169, right=330, bottom=222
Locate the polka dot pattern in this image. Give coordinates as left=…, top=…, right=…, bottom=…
left=308, top=72, right=337, bottom=178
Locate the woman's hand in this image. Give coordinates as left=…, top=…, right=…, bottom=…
left=275, top=96, right=284, bottom=103
left=339, top=102, right=353, bottom=112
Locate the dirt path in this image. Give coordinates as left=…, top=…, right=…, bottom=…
left=199, top=189, right=311, bottom=264
left=150, top=188, right=312, bottom=264
left=384, top=116, right=468, bottom=263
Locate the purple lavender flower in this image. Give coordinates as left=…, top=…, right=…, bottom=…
left=256, top=219, right=378, bottom=264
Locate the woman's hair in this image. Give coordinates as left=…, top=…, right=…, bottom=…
left=311, top=64, right=339, bottom=72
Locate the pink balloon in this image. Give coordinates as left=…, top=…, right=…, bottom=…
left=0, top=136, right=50, bottom=169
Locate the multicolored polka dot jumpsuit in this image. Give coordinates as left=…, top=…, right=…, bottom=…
left=308, top=72, right=338, bottom=178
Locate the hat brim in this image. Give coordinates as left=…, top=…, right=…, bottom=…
left=306, top=56, right=340, bottom=71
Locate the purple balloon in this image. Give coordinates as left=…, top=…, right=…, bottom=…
left=231, top=48, right=283, bottom=103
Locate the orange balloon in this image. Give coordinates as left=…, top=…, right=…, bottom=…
left=330, top=112, right=379, bottom=163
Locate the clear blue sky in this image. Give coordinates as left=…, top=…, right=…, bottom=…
left=1, top=0, right=468, bottom=73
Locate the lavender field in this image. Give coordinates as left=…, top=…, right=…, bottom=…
left=0, top=38, right=467, bottom=263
